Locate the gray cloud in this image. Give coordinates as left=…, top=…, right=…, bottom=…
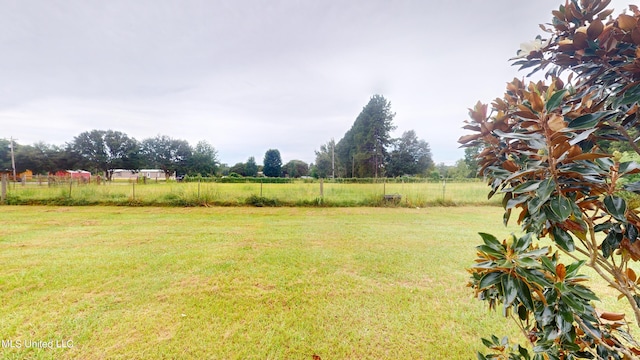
left=0, top=0, right=632, bottom=165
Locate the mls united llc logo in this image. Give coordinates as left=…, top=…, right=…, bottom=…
left=1, top=339, right=73, bottom=349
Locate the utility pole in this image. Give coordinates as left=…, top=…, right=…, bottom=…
left=10, top=137, right=16, bottom=182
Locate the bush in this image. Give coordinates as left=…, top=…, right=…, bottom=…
left=461, top=1, right=640, bottom=358
left=244, top=195, right=278, bottom=207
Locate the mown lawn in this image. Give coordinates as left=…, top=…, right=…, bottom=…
left=0, top=206, right=553, bottom=358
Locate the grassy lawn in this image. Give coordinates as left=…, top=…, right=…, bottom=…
left=2, top=206, right=621, bottom=359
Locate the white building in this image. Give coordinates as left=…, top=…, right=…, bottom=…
left=111, top=169, right=174, bottom=180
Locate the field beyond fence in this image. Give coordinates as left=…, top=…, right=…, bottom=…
left=0, top=178, right=498, bottom=207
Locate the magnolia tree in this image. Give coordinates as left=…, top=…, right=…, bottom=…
left=459, top=1, right=640, bottom=359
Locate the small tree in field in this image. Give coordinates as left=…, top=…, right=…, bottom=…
left=263, top=149, right=282, bottom=177
left=460, top=1, right=640, bottom=358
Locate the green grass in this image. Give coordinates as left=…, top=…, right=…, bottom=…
left=3, top=180, right=500, bottom=207
left=2, top=206, right=635, bottom=359
left=0, top=206, right=524, bottom=359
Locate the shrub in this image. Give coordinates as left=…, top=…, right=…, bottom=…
left=461, top=1, right=640, bottom=358
left=245, top=195, right=278, bottom=207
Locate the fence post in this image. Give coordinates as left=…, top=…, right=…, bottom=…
left=198, top=179, right=201, bottom=200
left=132, top=182, right=136, bottom=200
left=1, top=174, right=6, bottom=204
left=260, top=179, right=263, bottom=197
left=69, top=179, right=72, bottom=198
left=320, top=178, right=324, bottom=197
left=442, top=177, right=446, bottom=202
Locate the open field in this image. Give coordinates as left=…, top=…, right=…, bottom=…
left=1, top=206, right=637, bottom=359
left=1, top=180, right=499, bottom=207
left=1, top=206, right=520, bottom=359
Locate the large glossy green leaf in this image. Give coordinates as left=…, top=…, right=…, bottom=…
left=594, top=223, right=611, bottom=232
left=558, top=162, right=603, bottom=176
left=516, top=267, right=552, bottom=288
left=479, top=272, right=503, bottom=289
left=529, top=178, right=555, bottom=215
left=512, top=180, right=541, bottom=194
left=477, top=245, right=503, bottom=258
left=537, top=178, right=555, bottom=200
left=492, top=129, right=537, bottom=140
left=549, top=196, right=572, bottom=221
left=619, top=84, right=640, bottom=105
left=506, top=195, right=530, bottom=209
left=502, top=276, right=518, bottom=307
left=628, top=224, right=638, bottom=243
left=601, top=231, right=623, bottom=258
left=512, top=233, right=532, bottom=252
left=595, top=157, right=614, bottom=170
left=603, top=195, right=626, bottom=222
left=539, top=306, right=555, bottom=327
left=619, top=161, right=640, bottom=175
left=515, top=277, right=534, bottom=311
left=569, top=284, right=599, bottom=301
left=546, top=89, right=567, bottom=112
left=562, top=293, right=585, bottom=312
left=568, top=127, right=597, bottom=146
left=624, top=181, right=640, bottom=194
left=516, top=257, right=539, bottom=268
left=503, top=208, right=511, bottom=226
left=552, top=227, right=575, bottom=252
left=564, top=260, right=586, bottom=278
left=556, top=312, right=573, bottom=333
left=478, top=232, right=503, bottom=252
left=540, top=256, right=556, bottom=273
left=567, top=112, right=609, bottom=130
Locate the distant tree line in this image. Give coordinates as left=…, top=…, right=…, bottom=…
left=0, top=131, right=314, bottom=181
left=0, top=131, right=221, bottom=181
left=1, top=94, right=481, bottom=181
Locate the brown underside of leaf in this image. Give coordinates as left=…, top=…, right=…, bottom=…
left=618, top=14, right=637, bottom=31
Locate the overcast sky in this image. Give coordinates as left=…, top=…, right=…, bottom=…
left=0, top=0, right=633, bottom=166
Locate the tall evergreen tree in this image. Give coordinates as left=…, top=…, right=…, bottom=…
left=336, top=95, right=396, bottom=177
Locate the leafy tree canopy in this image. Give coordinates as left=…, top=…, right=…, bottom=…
left=313, top=139, right=335, bottom=179
left=187, top=140, right=218, bottom=176
left=386, top=130, right=433, bottom=177
left=282, top=160, right=309, bottom=178
left=70, top=129, right=140, bottom=181
left=263, top=149, right=282, bottom=177
left=141, top=135, right=191, bottom=179
left=245, top=156, right=258, bottom=177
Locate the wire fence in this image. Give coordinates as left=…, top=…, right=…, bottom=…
left=1, top=177, right=499, bottom=207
